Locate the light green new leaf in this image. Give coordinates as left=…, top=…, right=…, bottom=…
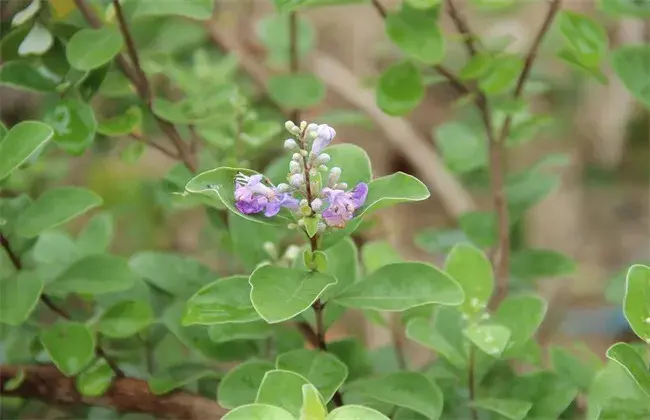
left=277, top=349, right=348, bottom=403
left=406, top=307, right=466, bottom=369
left=15, top=187, right=102, bottom=238
left=598, top=0, right=650, bottom=17
left=493, top=295, right=547, bottom=358
left=96, top=300, right=153, bottom=338
left=4, top=368, right=25, bottom=391
left=47, top=254, right=136, bottom=295
left=249, top=266, right=337, bottom=323
left=611, top=45, right=650, bottom=109
left=510, top=248, right=575, bottom=281
left=377, top=61, right=424, bottom=116
left=444, top=243, right=493, bottom=316
left=346, top=372, right=443, bottom=419
left=12, top=0, right=41, bottom=26
left=0, top=271, right=43, bottom=325
left=322, top=143, right=372, bottom=187
left=356, top=172, right=430, bottom=218
left=223, top=404, right=295, bottom=420
left=268, top=74, right=325, bottom=109
left=327, top=405, right=391, bottom=420
left=623, top=264, right=650, bottom=342
left=386, top=4, right=445, bottom=64
left=76, top=359, right=113, bottom=397
left=218, top=360, right=274, bottom=409
left=334, top=262, right=463, bottom=311
left=558, top=11, right=607, bottom=69
left=300, top=384, right=327, bottom=420
left=463, top=324, right=511, bottom=358
left=18, top=22, right=53, bottom=56
left=40, top=321, right=95, bottom=376
left=256, top=369, right=314, bottom=418
left=130, top=251, right=214, bottom=296
left=470, top=399, right=532, bottom=420
left=66, top=26, right=124, bottom=71
left=434, top=122, right=486, bottom=174
left=183, top=276, right=260, bottom=325
left=0, top=121, right=53, bottom=181
left=133, top=0, right=214, bottom=19
left=208, top=321, right=272, bottom=343
left=479, top=56, right=522, bottom=95
left=148, top=363, right=214, bottom=395
left=43, top=97, right=97, bottom=155
left=0, top=61, right=62, bottom=93
left=97, top=106, right=142, bottom=136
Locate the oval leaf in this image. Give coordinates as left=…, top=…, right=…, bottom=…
left=43, top=97, right=97, bottom=155
left=66, top=26, right=124, bottom=71
left=130, top=251, right=214, bottom=296
left=470, top=399, right=532, bottom=420
left=623, top=264, right=650, bottom=342
left=256, top=369, right=314, bottom=417
left=463, top=324, right=511, bottom=358
left=40, top=321, right=95, bottom=376
left=322, top=143, right=372, bottom=187
left=606, top=342, right=650, bottom=397
left=223, top=404, right=295, bottom=420
left=0, top=271, right=44, bottom=326
left=327, top=405, right=391, bottom=420
left=183, top=276, right=260, bottom=325
left=148, top=363, right=214, bottom=395
left=268, top=73, right=325, bottom=109
left=444, top=243, right=493, bottom=316
left=301, top=383, right=327, bottom=420
left=277, top=349, right=348, bottom=403
left=76, top=359, right=114, bottom=397
left=386, top=3, right=445, bottom=64
left=96, top=300, right=153, bottom=338
left=218, top=360, right=274, bottom=409
left=493, top=295, right=547, bottom=358
left=0, top=121, right=53, bottom=181
left=47, top=254, right=136, bottom=295
left=376, top=61, right=424, bottom=116
left=357, top=172, right=430, bottom=217
left=611, top=45, right=650, bottom=109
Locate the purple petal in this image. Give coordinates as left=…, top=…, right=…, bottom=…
left=311, top=124, right=336, bottom=155
left=264, top=201, right=282, bottom=217
left=350, top=182, right=368, bottom=208
left=322, top=207, right=350, bottom=228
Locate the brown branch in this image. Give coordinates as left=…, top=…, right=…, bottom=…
left=289, top=11, right=300, bottom=123
left=0, top=364, right=226, bottom=419
left=128, top=133, right=179, bottom=159
left=370, top=0, right=388, bottom=18
left=444, top=0, right=478, bottom=57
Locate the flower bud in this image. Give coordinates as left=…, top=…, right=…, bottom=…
left=317, top=221, right=327, bottom=233
left=288, top=223, right=298, bottom=230
left=309, top=168, right=318, bottom=177
left=297, top=218, right=305, bottom=226
left=307, top=123, right=318, bottom=132
left=283, top=245, right=301, bottom=261
left=290, top=173, right=304, bottom=187
left=284, top=121, right=296, bottom=131
left=284, top=139, right=298, bottom=150
left=318, top=165, right=328, bottom=172
left=300, top=205, right=312, bottom=216
left=263, top=242, right=278, bottom=259
left=292, top=153, right=302, bottom=162
left=276, top=183, right=290, bottom=193
left=300, top=121, right=307, bottom=130
left=289, top=161, right=301, bottom=174
left=299, top=199, right=308, bottom=207
left=318, top=153, right=331, bottom=164
left=300, top=150, right=308, bottom=156
left=329, top=167, right=341, bottom=185
left=311, top=198, right=323, bottom=211
left=336, top=182, right=348, bottom=190
left=308, top=130, right=318, bottom=140
left=290, top=126, right=301, bottom=135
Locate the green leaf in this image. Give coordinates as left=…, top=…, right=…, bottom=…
left=0, top=121, right=53, bottom=181
left=356, top=172, right=430, bottom=218
left=510, top=372, right=577, bottom=419
left=0, top=271, right=43, bottom=325
left=327, top=338, right=373, bottom=382
left=148, top=363, right=214, bottom=395
left=4, top=368, right=25, bottom=391
left=463, top=324, right=511, bottom=358
left=444, top=243, right=493, bottom=316
left=510, top=249, right=575, bottom=281
left=506, top=169, right=560, bottom=221
left=18, top=23, right=53, bottom=56
left=557, top=48, right=607, bottom=83
left=40, top=321, right=95, bottom=376
left=249, top=266, right=337, bottom=323
left=334, top=262, right=463, bottom=311
left=550, top=346, right=600, bottom=391
left=129, top=251, right=214, bottom=296
left=300, top=383, right=327, bottom=420
left=256, top=369, right=313, bottom=417
left=47, top=254, right=137, bottom=295
left=611, top=45, right=650, bottom=109
left=386, top=4, right=445, bottom=64
left=276, top=349, right=348, bottom=403
left=478, top=56, right=523, bottom=95
left=66, top=26, right=124, bottom=71
left=434, top=122, right=486, bottom=174
left=598, top=0, right=650, bottom=17
left=470, top=399, right=532, bottom=420
left=229, top=215, right=284, bottom=270
left=361, top=240, right=401, bottom=274
left=96, top=300, right=153, bottom=338
left=327, top=405, right=391, bottom=420
left=208, top=321, right=272, bottom=343
left=97, top=106, right=142, bottom=136
left=218, top=360, right=274, bottom=409
left=493, top=295, right=547, bottom=358
left=185, top=167, right=290, bottom=225
left=12, top=0, right=41, bottom=26
left=183, top=276, right=259, bottom=325
left=322, top=143, right=372, bottom=187
left=623, top=264, right=650, bottom=341
left=376, top=61, right=424, bottom=116
left=76, top=359, right=113, bottom=397
left=459, top=54, right=493, bottom=80
left=256, top=13, right=314, bottom=68
left=133, top=0, right=214, bottom=19
left=43, top=97, right=97, bottom=155
left=459, top=211, right=496, bottom=248
left=77, top=211, right=113, bottom=255
left=15, top=187, right=102, bottom=238
left=304, top=216, right=319, bottom=238
left=346, top=372, right=443, bottom=419
left=223, top=404, right=295, bottom=420
left=558, top=11, right=608, bottom=68
left=415, top=229, right=469, bottom=253
left=0, top=60, right=61, bottom=93
left=405, top=307, right=466, bottom=369
left=268, top=74, right=325, bottom=109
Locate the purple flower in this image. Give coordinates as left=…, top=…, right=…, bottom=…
left=234, top=173, right=298, bottom=217
left=321, top=182, right=368, bottom=228
left=311, top=124, right=336, bottom=155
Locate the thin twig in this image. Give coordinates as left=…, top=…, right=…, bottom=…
left=129, top=133, right=178, bottom=158
left=370, top=0, right=388, bottom=18
left=289, top=11, right=300, bottom=123
left=444, top=0, right=478, bottom=57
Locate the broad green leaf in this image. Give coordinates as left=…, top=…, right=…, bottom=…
left=0, top=121, right=53, bottom=181
left=120, top=142, right=145, bottom=164
left=12, top=0, right=41, bottom=26
left=598, top=0, right=650, bottom=17
left=77, top=212, right=113, bottom=254
left=506, top=169, right=559, bottom=222
left=444, top=243, right=493, bottom=316
left=510, top=249, right=575, bottom=281
left=0, top=60, right=61, bottom=93
left=493, top=295, right=547, bottom=358
left=66, top=26, right=124, bottom=71
left=356, top=172, right=430, bottom=218
left=300, top=383, right=327, bottom=420
left=43, top=97, right=97, bottom=155
left=386, top=4, right=445, bottom=64
left=183, top=276, right=259, bottom=325
left=185, top=167, right=289, bottom=225
left=133, top=0, right=214, bottom=19
left=40, top=321, right=95, bottom=376
left=268, top=74, right=325, bottom=109
left=148, top=363, right=214, bottom=395
left=97, top=106, right=142, bottom=136
left=479, top=56, right=522, bottom=95
left=96, top=300, right=153, bottom=338
left=415, top=229, right=469, bottom=253
left=377, top=61, right=424, bottom=116
left=346, top=372, right=443, bottom=419
left=208, top=321, right=272, bottom=343
left=256, top=369, right=313, bottom=417
left=611, top=45, right=650, bottom=108
left=327, top=405, right=391, bottom=420
left=623, top=264, right=650, bottom=341
left=551, top=346, right=600, bottom=391
left=229, top=215, right=284, bottom=270
left=361, top=240, right=401, bottom=274
left=459, top=211, right=496, bottom=248
left=558, top=11, right=608, bottom=69
left=76, top=359, right=113, bottom=397
left=327, top=338, right=373, bottom=382
left=588, top=360, right=650, bottom=417
left=322, top=143, right=372, bottom=187
left=510, top=372, right=578, bottom=419
left=557, top=48, right=607, bottom=83
left=18, top=22, right=53, bottom=56
left=223, top=404, right=295, bottom=420
left=15, top=187, right=102, bottom=238
left=218, top=360, right=274, bottom=409
left=334, top=262, right=464, bottom=311
left=406, top=0, right=441, bottom=8
left=256, top=13, right=314, bottom=67
left=0, top=271, right=43, bottom=325
left=434, top=122, right=486, bottom=174
left=459, top=54, right=493, bottom=80
left=250, top=266, right=337, bottom=323
left=47, top=254, right=136, bottom=295
left=463, top=324, right=511, bottom=358
left=129, top=251, right=214, bottom=296
left=78, top=63, right=110, bottom=101
left=276, top=349, right=348, bottom=403
left=470, top=399, right=532, bottom=420
left=405, top=307, right=466, bottom=368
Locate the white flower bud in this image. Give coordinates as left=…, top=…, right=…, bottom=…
left=308, top=130, right=318, bottom=140
left=292, top=153, right=302, bottom=162
left=297, top=218, right=305, bottom=226
left=263, top=242, right=278, bottom=259
left=284, top=139, right=298, bottom=150
left=318, top=153, right=330, bottom=164
left=276, top=183, right=290, bottom=193
left=290, top=126, right=301, bottom=135
left=300, top=121, right=307, bottom=130
left=318, top=165, right=328, bottom=172
left=289, top=173, right=304, bottom=187
left=283, top=245, right=301, bottom=260
left=311, top=198, right=323, bottom=211
left=307, top=123, right=318, bottom=132
left=288, top=223, right=298, bottom=230
left=317, top=222, right=327, bottom=233
left=300, top=150, right=308, bottom=156
left=299, top=199, right=308, bottom=207
left=284, top=121, right=296, bottom=131
left=289, top=161, right=301, bottom=174
left=336, top=182, right=348, bottom=190
left=329, top=167, right=341, bottom=185
left=309, top=168, right=318, bottom=177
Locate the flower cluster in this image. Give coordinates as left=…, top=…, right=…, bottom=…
left=233, top=121, right=368, bottom=232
